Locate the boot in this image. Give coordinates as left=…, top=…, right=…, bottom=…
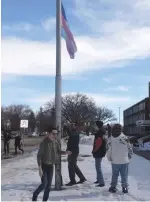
left=76, top=178, right=87, bottom=184
left=94, top=180, right=99, bottom=184
left=65, top=181, right=76, bottom=186
left=122, top=187, right=128, bottom=194
left=109, top=186, right=117, bottom=193
left=96, top=184, right=105, bottom=187
left=32, top=194, right=37, bottom=201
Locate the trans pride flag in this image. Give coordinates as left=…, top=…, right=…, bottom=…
left=61, top=3, right=77, bottom=59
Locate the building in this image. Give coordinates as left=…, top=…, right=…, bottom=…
left=124, top=82, right=150, bottom=136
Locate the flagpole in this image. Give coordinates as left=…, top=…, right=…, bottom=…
left=55, top=0, right=62, bottom=190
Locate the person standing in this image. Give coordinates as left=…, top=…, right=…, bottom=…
left=107, top=124, right=111, bottom=138
left=92, top=121, right=106, bottom=187
left=32, top=127, right=63, bottom=201
left=14, top=133, right=24, bottom=154
left=3, top=131, right=11, bottom=155
left=65, top=122, right=86, bottom=186
left=107, top=124, right=133, bottom=193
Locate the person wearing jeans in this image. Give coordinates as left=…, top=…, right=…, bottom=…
left=32, top=127, right=65, bottom=201
left=111, top=163, right=129, bottom=189
left=95, top=158, right=105, bottom=186
left=107, top=124, right=133, bottom=193
left=92, top=121, right=106, bottom=187
left=32, top=164, right=53, bottom=201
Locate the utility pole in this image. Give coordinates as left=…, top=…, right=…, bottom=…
left=39, top=107, right=43, bottom=136
left=118, top=107, right=121, bottom=124
left=55, top=0, right=62, bottom=190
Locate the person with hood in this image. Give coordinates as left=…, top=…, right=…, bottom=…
left=32, top=127, right=65, bottom=201
left=92, top=121, right=106, bottom=187
left=107, top=124, right=133, bottom=194
left=65, top=122, right=86, bottom=186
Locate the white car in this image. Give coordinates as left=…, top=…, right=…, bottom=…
left=32, top=132, right=38, bottom=137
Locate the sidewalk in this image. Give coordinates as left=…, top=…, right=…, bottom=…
left=1, top=145, right=38, bottom=165
left=1, top=136, right=44, bottom=164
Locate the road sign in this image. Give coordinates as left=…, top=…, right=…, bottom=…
left=20, top=120, right=28, bottom=128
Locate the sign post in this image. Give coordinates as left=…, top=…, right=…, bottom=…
left=20, top=120, right=28, bottom=149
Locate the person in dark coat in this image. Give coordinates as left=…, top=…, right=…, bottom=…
left=3, top=131, right=11, bottom=155
left=14, top=134, right=24, bottom=154
left=107, top=124, right=112, bottom=138
left=65, top=122, right=86, bottom=186
left=92, top=121, right=106, bottom=187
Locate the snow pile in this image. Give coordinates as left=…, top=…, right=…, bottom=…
left=138, top=141, right=150, bottom=151
left=80, top=135, right=94, bottom=145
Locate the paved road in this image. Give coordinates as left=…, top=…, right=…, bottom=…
left=134, top=149, right=150, bottom=161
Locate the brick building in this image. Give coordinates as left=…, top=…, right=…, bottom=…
left=123, top=82, right=150, bottom=136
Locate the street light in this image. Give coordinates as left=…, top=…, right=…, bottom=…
left=118, top=107, right=121, bottom=124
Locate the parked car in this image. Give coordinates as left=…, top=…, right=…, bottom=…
left=32, top=132, right=39, bottom=137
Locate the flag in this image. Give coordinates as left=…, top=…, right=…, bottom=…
left=61, top=3, right=77, bottom=59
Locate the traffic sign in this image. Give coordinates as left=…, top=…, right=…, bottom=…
left=20, top=120, right=28, bottom=128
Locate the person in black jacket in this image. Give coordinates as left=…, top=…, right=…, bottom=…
left=107, top=124, right=111, bottom=138
left=92, top=121, right=106, bottom=187
left=3, top=131, right=11, bottom=155
left=65, top=122, right=86, bottom=186
left=14, top=134, right=24, bottom=155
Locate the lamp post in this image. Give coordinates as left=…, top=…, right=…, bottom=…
left=118, top=107, right=121, bottom=124
left=39, top=107, right=43, bottom=136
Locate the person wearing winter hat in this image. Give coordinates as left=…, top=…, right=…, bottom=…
left=107, top=124, right=133, bottom=194
left=92, top=121, right=106, bottom=187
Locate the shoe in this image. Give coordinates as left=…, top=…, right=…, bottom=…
left=32, top=194, right=37, bottom=201
left=122, top=187, right=128, bottom=194
left=76, top=179, right=87, bottom=184
left=94, top=180, right=99, bottom=184
left=109, top=186, right=117, bottom=193
left=65, top=181, right=76, bottom=186
left=96, top=184, right=105, bottom=187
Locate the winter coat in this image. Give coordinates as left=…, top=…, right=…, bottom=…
left=15, top=136, right=21, bottom=146
left=37, top=137, right=61, bottom=166
left=107, top=133, right=133, bottom=164
left=4, top=132, right=11, bottom=143
left=66, top=130, right=80, bottom=155
left=92, top=128, right=106, bottom=158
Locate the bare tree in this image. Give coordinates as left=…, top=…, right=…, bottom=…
left=61, top=93, right=97, bottom=123
left=96, top=107, right=117, bottom=123
left=1, top=105, right=34, bottom=131
left=44, top=93, right=116, bottom=127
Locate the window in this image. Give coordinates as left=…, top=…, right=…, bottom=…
left=133, top=105, right=138, bottom=113
left=139, top=102, right=145, bottom=111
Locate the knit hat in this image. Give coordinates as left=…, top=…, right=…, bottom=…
left=96, top=121, right=103, bottom=128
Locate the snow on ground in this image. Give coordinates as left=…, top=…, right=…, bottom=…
left=80, top=134, right=94, bottom=145
left=137, top=142, right=150, bottom=151
left=1, top=136, right=150, bottom=201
